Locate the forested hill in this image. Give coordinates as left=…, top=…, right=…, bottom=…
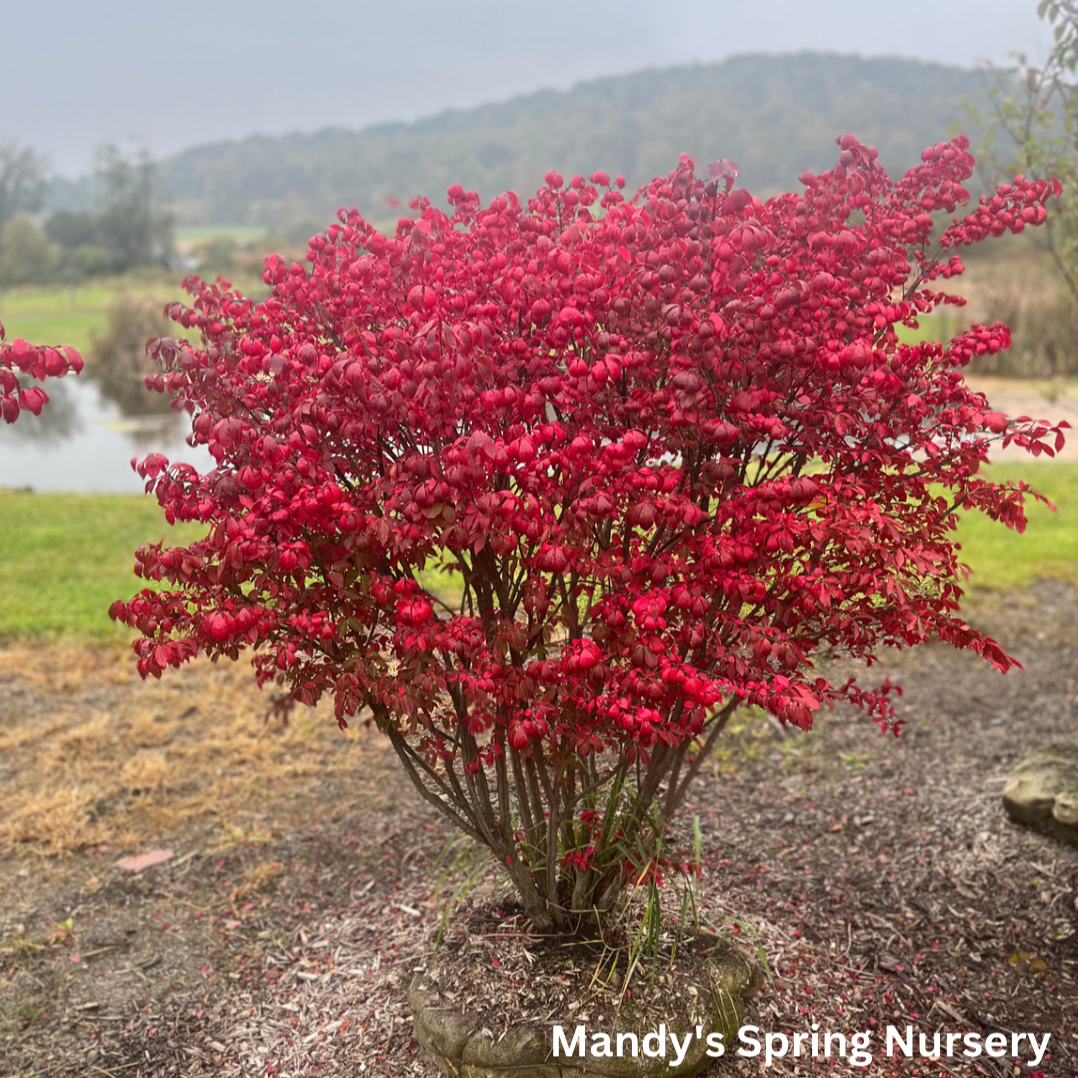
left=159, top=52, right=991, bottom=228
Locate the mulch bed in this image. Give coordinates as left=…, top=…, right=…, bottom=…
left=1, top=583, right=1076, bottom=1076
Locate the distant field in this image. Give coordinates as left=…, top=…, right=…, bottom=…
left=174, top=224, right=269, bottom=244
left=0, top=279, right=177, bottom=314
left=0, top=278, right=185, bottom=355
left=0, top=309, right=108, bottom=356
left=0, top=269, right=270, bottom=356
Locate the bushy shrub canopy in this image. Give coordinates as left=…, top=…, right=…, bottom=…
left=111, top=138, right=1062, bottom=929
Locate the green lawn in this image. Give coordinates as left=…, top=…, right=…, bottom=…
left=0, top=491, right=203, bottom=640
left=0, top=464, right=1073, bottom=641
left=954, top=462, right=1078, bottom=590
left=0, top=310, right=110, bottom=356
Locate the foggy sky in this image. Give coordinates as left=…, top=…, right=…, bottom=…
left=1, top=0, right=1052, bottom=176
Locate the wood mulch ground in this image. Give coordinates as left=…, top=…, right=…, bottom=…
left=1, top=583, right=1076, bottom=1076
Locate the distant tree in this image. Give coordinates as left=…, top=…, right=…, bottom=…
left=0, top=142, right=48, bottom=235
left=44, top=210, right=111, bottom=283
left=94, top=145, right=174, bottom=272
left=974, top=1, right=1078, bottom=303
left=194, top=236, right=237, bottom=272
left=281, top=218, right=324, bottom=248
left=0, top=216, right=57, bottom=287
left=45, top=210, right=100, bottom=251
left=155, top=55, right=991, bottom=228
left=67, top=245, right=112, bottom=278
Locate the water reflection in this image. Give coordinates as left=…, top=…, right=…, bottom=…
left=0, top=374, right=213, bottom=494
left=83, top=294, right=185, bottom=447
left=94, top=367, right=181, bottom=430
left=92, top=368, right=184, bottom=448
left=0, top=378, right=83, bottom=446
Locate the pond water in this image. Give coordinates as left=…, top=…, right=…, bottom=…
left=0, top=374, right=215, bottom=494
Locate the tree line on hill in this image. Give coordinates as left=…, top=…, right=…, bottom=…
left=33, top=52, right=996, bottom=237
left=159, top=53, right=995, bottom=227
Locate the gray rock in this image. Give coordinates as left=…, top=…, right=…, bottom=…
left=409, top=933, right=762, bottom=1078
left=1002, top=742, right=1078, bottom=845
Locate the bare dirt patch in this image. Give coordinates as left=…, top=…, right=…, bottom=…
left=1, top=589, right=1077, bottom=1075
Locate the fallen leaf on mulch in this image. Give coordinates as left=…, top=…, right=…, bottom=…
left=116, top=848, right=174, bottom=872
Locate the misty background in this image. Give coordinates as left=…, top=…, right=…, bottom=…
left=0, top=0, right=1054, bottom=231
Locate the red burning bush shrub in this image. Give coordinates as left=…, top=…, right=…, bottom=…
left=0, top=325, right=82, bottom=425
left=111, top=136, right=1062, bottom=931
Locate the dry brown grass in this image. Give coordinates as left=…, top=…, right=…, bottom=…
left=0, top=643, right=396, bottom=857
left=941, top=250, right=1078, bottom=378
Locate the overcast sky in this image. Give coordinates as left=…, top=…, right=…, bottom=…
left=1, top=0, right=1054, bottom=176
